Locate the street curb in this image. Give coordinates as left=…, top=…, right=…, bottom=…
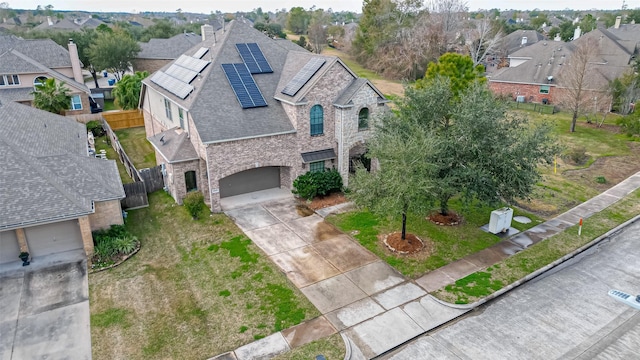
left=446, top=214, right=640, bottom=311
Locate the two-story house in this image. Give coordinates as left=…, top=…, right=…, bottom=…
left=140, top=21, right=388, bottom=212
left=0, top=35, right=96, bottom=115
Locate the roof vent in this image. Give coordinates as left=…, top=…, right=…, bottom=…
left=159, top=135, right=165, bottom=145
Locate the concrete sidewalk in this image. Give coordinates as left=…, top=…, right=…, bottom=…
left=213, top=170, right=640, bottom=360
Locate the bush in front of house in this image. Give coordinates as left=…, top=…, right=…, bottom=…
left=183, top=191, right=205, bottom=219
left=292, top=169, right=343, bottom=200
left=92, top=225, right=139, bottom=268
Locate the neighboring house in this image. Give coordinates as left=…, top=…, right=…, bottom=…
left=0, top=35, right=96, bottom=115
left=141, top=21, right=388, bottom=212
left=34, top=17, right=81, bottom=31
left=133, top=32, right=204, bottom=73
left=0, top=98, right=125, bottom=265
left=489, top=28, right=635, bottom=107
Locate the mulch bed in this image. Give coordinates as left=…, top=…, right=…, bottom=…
left=427, top=210, right=463, bottom=226
left=383, top=232, right=424, bottom=254
left=303, top=192, right=348, bottom=210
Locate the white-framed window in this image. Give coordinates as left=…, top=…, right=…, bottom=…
left=178, top=108, right=184, bottom=128
left=33, top=76, right=47, bottom=87
left=0, top=74, right=20, bottom=86
left=310, top=161, right=325, bottom=173
left=540, top=85, right=550, bottom=94
left=164, top=98, right=173, bottom=121
left=70, top=94, right=82, bottom=110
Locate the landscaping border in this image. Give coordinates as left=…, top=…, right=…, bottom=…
left=89, top=242, right=141, bottom=274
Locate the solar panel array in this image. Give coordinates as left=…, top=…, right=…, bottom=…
left=281, top=58, right=326, bottom=97
left=222, top=63, right=268, bottom=109
left=175, top=55, right=210, bottom=73
left=193, top=47, right=209, bottom=59
left=236, top=43, right=273, bottom=74
left=150, top=72, right=194, bottom=99
left=165, top=64, right=199, bottom=84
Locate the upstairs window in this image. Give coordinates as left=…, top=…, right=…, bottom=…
left=70, top=94, right=82, bottom=110
left=164, top=98, right=173, bottom=121
left=310, top=104, right=324, bottom=136
left=539, top=85, right=550, bottom=94
left=178, top=108, right=184, bottom=128
left=0, top=74, right=20, bottom=86
left=358, top=107, right=369, bottom=130
left=34, top=76, right=47, bottom=87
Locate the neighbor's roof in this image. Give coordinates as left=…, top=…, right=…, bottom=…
left=137, top=33, right=203, bottom=60
left=500, top=30, right=545, bottom=54
left=606, top=24, right=640, bottom=54
left=490, top=41, right=575, bottom=85
left=0, top=99, right=125, bottom=230
left=0, top=35, right=74, bottom=69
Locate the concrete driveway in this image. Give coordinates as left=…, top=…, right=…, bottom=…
left=0, top=250, right=91, bottom=360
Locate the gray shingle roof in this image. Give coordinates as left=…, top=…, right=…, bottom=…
left=0, top=35, right=74, bottom=69
left=490, top=41, right=575, bottom=85
left=0, top=100, right=125, bottom=230
left=607, top=24, right=640, bottom=54
left=334, top=78, right=387, bottom=107
left=137, top=33, right=203, bottom=60
left=500, top=30, right=545, bottom=55
left=148, top=129, right=199, bottom=163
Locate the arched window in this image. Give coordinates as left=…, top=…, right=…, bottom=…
left=310, top=104, right=323, bottom=136
left=358, top=107, right=369, bottom=130
left=33, top=76, right=47, bottom=87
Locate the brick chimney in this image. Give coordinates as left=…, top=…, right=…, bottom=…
left=67, top=39, right=84, bottom=84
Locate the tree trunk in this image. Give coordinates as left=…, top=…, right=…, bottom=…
left=439, top=194, right=451, bottom=216
left=570, top=110, right=578, bottom=132
left=91, top=71, right=99, bottom=88
left=401, top=212, right=407, bottom=240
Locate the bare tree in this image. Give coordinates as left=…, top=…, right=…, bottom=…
left=466, top=16, right=503, bottom=66
left=556, top=38, right=601, bottom=132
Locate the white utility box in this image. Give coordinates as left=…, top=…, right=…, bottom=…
left=489, top=207, right=514, bottom=234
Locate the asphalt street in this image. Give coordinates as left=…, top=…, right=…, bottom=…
left=381, top=220, right=640, bottom=360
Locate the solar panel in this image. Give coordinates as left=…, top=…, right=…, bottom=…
left=236, top=43, right=273, bottom=74
left=248, top=43, right=273, bottom=73
left=150, top=71, right=194, bottom=99
left=175, top=55, right=210, bottom=73
left=281, top=58, right=326, bottom=97
left=221, top=63, right=268, bottom=109
left=165, top=64, right=199, bottom=84
left=193, top=47, right=209, bottom=59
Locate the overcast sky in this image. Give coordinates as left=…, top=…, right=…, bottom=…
left=11, top=1, right=635, bottom=14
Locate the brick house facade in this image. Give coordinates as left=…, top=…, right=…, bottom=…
left=141, top=21, right=388, bottom=211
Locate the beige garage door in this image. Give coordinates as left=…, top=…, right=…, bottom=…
left=0, top=230, right=20, bottom=264
left=219, top=167, right=280, bottom=198
left=25, top=220, right=83, bottom=258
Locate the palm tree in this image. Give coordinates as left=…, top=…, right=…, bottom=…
left=112, top=71, right=148, bottom=110
left=32, top=78, right=72, bottom=114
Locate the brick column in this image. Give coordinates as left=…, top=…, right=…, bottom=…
left=15, top=228, right=29, bottom=253
left=78, top=216, right=94, bottom=261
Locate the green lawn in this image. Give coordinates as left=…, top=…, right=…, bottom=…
left=89, top=192, right=321, bottom=360
left=328, top=199, right=544, bottom=278
left=114, top=127, right=156, bottom=170
left=435, top=188, right=640, bottom=304
left=103, top=100, right=119, bottom=111
left=94, top=135, right=133, bottom=184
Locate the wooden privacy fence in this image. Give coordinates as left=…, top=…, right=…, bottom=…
left=102, top=119, right=164, bottom=209
left=103, top=109, right=145, bottom=130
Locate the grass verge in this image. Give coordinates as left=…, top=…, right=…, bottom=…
left=328, top=199, right=543, bottom=278
left=89, top=191, right=319, bottom=360
left=435, top=189, right=640, bottom=304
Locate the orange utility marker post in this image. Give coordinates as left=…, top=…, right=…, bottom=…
left=578, top=218, right=583, bottom=236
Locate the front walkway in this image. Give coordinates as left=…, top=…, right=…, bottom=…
left=216, top=170, right=640, bottom=359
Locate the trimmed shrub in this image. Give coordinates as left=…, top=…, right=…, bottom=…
left=86, top=120, right=105, bottom=137
left=183, top=191, right=205, bottom=219
left=292, top=169, right=343, bottom=200
left=92, top=225, right=138, bottom=265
